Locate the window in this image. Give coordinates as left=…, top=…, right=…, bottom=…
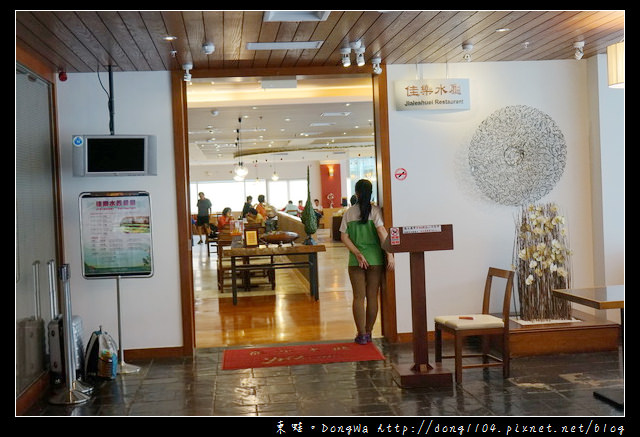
left=348, top=157, right=378, bottom=203
left=267, top=180, right=288, bottom=211
left=191, top=179, right=307, bottom=214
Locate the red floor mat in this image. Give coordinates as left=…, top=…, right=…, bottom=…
left=222, top=342, right=385, bottom=370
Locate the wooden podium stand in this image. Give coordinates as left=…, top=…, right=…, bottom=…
left=384, top=224, right=454, bottom=388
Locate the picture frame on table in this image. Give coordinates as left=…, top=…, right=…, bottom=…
left=244, top=229, right=259, bottom=247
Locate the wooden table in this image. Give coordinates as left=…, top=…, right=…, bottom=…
left=552, top=285, right=624, bottom=409
left=222, top=244, right=326, bottom=305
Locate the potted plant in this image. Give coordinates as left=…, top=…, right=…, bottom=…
left=301, top=166, right=318, bottom=245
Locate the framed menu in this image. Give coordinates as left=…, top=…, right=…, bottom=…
left=79, top=191, right=154, bottom=278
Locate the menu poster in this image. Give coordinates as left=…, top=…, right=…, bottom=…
left=79, top=191, right=153, bottom=278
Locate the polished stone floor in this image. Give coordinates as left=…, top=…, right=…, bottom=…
left=22, top=229, right=624, bottom=418
left=23, top=339, right=623, bottom=417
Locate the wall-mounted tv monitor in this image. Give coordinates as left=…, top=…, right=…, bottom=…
left=72, top=134, right=157, bottom=176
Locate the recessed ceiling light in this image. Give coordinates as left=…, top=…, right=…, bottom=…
left=310, top=122, right=336, bottom=127
left=263, top=11, right=330, bottom=22
left=495, top=28, right=510, bottom=33
left=247, top=41, right=324, bottom=50
left=321, top=112, right=352, bottom=117
left=163, top=35, right=177, bottom=41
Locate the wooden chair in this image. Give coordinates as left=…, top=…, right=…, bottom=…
left=204, top=214, right=220, bottom=255
left=434, top=267, right=514, bottom=383
left=216, top=224, right=274, bottom=293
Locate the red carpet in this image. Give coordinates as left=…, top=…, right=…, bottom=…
left=222, top=342, right=385, bottom=370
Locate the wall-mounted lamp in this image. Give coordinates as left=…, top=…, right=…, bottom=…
left=328, top=166, right=334, bottom=177
left=607, top=41, right=624, bottom=88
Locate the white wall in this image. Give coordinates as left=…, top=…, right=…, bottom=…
left=53, top=60, right=623, bottom=349
left=586, top=54, right=625, bottom=323
left=56, top=71, right=182, bottom=350
left=386, top=60, right=599, bottom=333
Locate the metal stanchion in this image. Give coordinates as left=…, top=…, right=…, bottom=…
left=115, top=276, right=140, bottom=374
left=49, top=264, right=92, bottom=405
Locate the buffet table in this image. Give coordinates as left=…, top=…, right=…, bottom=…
left=221, top=244, right=326, bottom=305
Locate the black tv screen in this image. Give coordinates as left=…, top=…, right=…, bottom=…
left=87, top=137, right=146, bottom=174
left=72, top=134, right=156, bottom=177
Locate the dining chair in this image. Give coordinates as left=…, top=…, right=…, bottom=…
left=434, top=267, right=514, bottom=383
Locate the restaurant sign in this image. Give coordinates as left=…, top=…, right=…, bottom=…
left=394, top=79, right=470, bottom=111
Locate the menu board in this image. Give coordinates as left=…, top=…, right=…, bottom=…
left=79, top=191, right=153, bottom=278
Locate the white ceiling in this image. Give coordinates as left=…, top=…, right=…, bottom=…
left=186, top=74, right=376, bottom=167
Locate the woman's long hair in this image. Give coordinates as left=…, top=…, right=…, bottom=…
left=355, top=179, right=373, bottom=224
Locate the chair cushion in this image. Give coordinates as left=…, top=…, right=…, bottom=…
left=435, top=314, right=504, bottom=330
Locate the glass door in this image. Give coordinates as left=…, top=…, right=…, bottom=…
left=15, top=64, right=59, bottom=396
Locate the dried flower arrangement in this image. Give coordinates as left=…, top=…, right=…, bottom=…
left=513, top=203, right=573, bottom=321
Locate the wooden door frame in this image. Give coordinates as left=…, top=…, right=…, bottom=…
left=171, top=66, right=397, bottom=355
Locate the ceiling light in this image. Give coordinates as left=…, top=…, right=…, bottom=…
left=182, top=63, right=193, bottom=82
left=573, top=41, right=584, bottom=60
left=372, top=57, right=382, bottom=75
left=202, top=42, right=215, bottom=55
left=263, top=11, right=330, bottom=22
left=234, top=163, right=248, bottom=177
left=462, top=43, right=473, bottom=62
left=321, top=112, right=351, bottom=117
left=340, top=47, right=351, bottom=67
left=247, top=41, right=323, bottom=50
left=350, top=40, right=366, bottom=67
left=353, top=42, right=366, bottom=67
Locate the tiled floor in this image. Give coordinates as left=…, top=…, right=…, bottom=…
left=23, top=339, right=623, bottom=417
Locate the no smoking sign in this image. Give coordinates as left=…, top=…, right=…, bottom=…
left=394, top=168, right=407, bottom=181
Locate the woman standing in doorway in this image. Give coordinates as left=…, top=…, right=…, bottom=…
left=340, top=179, right=394, bottom=344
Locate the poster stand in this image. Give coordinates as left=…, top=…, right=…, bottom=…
left=79, top=191, right=153, bottom=376
left=116, top=276, right=140, bottom=374
left=383, top=224, right=454, bottom=388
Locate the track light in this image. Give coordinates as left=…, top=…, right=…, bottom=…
left=372, top=57, right=382, bottom=75
left=351, top=40, right=366, bottom=67
left=462, top=43, right=473, bottom=62
left=573, top=41, right=584, bottom=60
left=340, top=47, right=351, bottom=67
left=182, top=63, right=192, bottom=82
left=202, top=42, right=215, bottom=55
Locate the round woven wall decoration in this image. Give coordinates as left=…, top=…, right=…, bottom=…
left=468, top=105, right=566, bottom=206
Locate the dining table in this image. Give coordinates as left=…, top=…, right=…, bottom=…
left=552, top=285, right=624, bottom=409
left=221, top=243, right=326, bottom=305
